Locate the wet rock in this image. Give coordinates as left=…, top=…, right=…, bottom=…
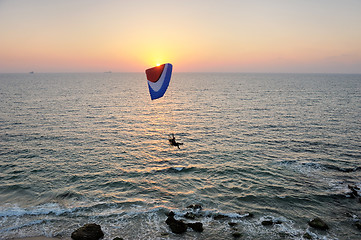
left=355, top=221, right=361, bottom=230
left=187, top=222, right=204, bottom=232
left=71, top=223, right=104, bottom=240
left=166, top=211, right=187, bottom=234
left=232, top=232, right=242, bottom=238
left=228, top=222, right=238, bottom=227
left=261, top=219, right=282, bottom=226
left=308, top=217, right=329, bottom=230
left=166, top=211, right=175, bottom=217
left=303, top=232, right=312, bottom=239
left=261, top=220, right=274, bottom=226
left=214, top=213, right=229, bottom=220
left=113, top=238, right=124, bottom=240
left=168, top=220, right=188, bottom=234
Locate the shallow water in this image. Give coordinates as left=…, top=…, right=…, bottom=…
left=1, top=72, right=361, bottom=239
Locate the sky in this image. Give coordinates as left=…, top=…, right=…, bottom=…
left=1, top=0, right=361, bottom=73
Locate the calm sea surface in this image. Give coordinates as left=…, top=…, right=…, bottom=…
left=0, top=73, right=361, bottom=239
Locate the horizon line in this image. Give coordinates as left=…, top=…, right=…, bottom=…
left=1, top=71, right=361, bottom=75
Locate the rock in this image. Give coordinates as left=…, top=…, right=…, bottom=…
left=166, top=211, right=175, bottom=218
left=166, top=211, right=187, bottom=234
left=274, top=220, right=282, bottom=224
left=187, top=222, right=203, bottom=232
left=261, top=220, right=274, bottom=226
left=261, top=219, right=282, bottom=226
left=308, top=217, right=329, bottom=230
left=71, top=223, right=104, bottom=240
left=355, top=221, right=361, bottom=230
left=113, top=238, right=124, bottom=240
left=303, top=232, right=312, bottom=239
left=228, top=222, right=238, bottom=227
left=168, top=220, right=188, bottom=234
left=232, top=232, right=242, bottom=238
left=214, top=213, right=229, bottom=220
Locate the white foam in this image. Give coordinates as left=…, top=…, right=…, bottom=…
left=0, top=203, right=73, bottom=217
left=172, top=167, right=184, bottom=171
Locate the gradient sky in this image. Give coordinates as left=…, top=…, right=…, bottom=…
left=1, top=0, right=361, bottom=73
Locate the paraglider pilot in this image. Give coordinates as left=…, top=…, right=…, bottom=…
left=169, top=133, right=183, bottom=149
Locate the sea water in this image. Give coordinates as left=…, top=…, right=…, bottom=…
left=0, top=72, right=360, bottom=239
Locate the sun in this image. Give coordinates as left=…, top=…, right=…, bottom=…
left=156, top=63, right=161, bottom=67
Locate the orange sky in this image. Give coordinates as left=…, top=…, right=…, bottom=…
left=1, top=0, right=361, bottom=73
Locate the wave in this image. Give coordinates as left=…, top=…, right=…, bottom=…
left=323, top=164, right=361, bottom=173
left=280, top=159, right=361, bottom=174
left=0, top=203, right=73, bottom=217
left=55, top=191, right=82, bottom=200
left=0, top=201, right=338, bottom=239
left=156, top=166, right=196, bottom=174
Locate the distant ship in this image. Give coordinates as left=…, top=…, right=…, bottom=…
left=104, top=71, right=112, bottom=73
left=29, top=71, right=34, bottom=74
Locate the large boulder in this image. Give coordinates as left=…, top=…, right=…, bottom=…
left=166, top=211, right=188, bottom=234
left=187, top=222, right=203, bottom=232
left=308, top=217, right=329, bottom=230
left=71, top=223, right=104, bottom=240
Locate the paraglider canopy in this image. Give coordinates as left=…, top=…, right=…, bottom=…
left=145, top=63, right=173, bottom=100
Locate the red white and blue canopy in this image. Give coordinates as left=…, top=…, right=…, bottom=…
left=145, top=63, right=173, bottom=100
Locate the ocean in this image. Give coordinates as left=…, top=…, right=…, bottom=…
left=0, top=72, right=360, bottom=239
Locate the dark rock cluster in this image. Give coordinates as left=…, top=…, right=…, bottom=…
left=165, top=211, right=188, bottom=234
left=165, top=205, right=254, bottom=237
left=261, top=219, right=282, bottom=226
left=188, top=222, right=204, bottom=232
left=71, top=223, right=104, bottom=240
left=165, top=211, right=203, bottom=234
left=308, top=217, right=329, bottom=230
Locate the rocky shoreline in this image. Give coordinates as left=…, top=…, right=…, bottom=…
left=10, top=186, right=361, bottom=240
left=68, top=213, right=330, bottom=240
left=65, top=203, right=343, bottom=240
